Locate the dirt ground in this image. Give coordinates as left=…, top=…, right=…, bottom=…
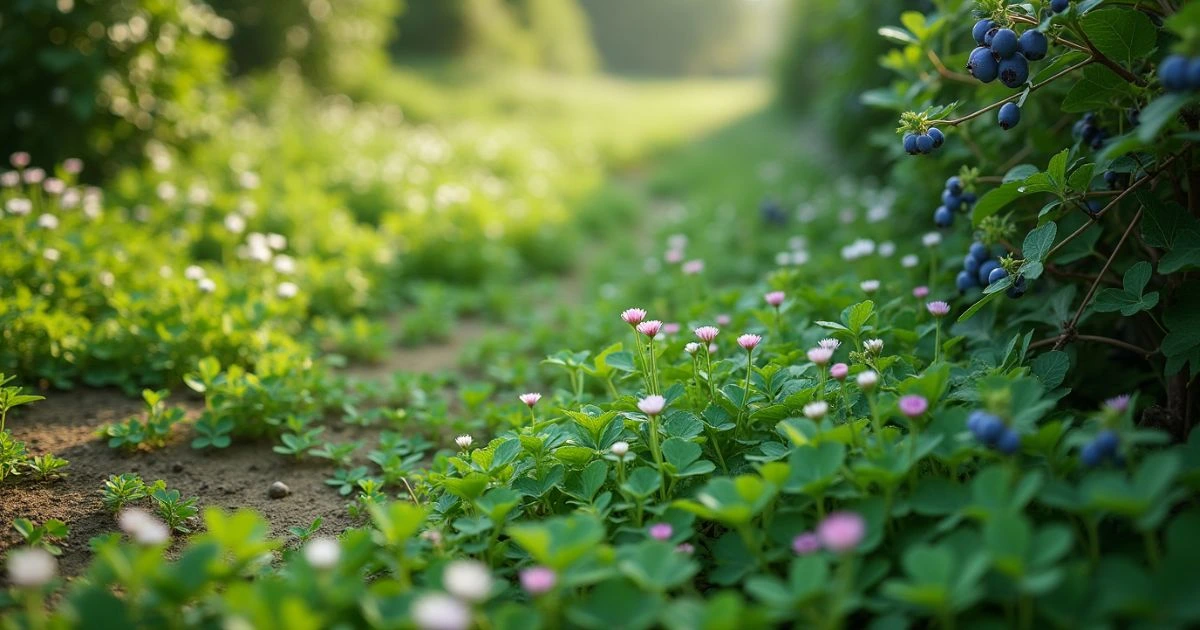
left=0, top=388, right=360, bottom=581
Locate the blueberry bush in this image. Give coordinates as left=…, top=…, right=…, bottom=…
left=2, top=1, right=1200, bottom=629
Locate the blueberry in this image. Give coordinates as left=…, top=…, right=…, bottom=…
left=987, top=266, right=1008, bottom=284
left=1006, top=275, right=1028, bottom=298
left=967, top=410, right=987, bottom=435
left=928, top=127, right=945, bottom=148
left=942, top=190, right=962, bottom=209
left=983, top=26, right=999, bottom=47
left=968, top=46, right=1000, bottom=83
left=1089, top=131, right=1107, bottom=151
left=962, top=192, right=977, bottom=205
left=1080, top=440, right=1104, bottom=467
left=1085, top=200, right=1102, bottom=216
left=1187, top=58, right=1200, bottom=89
left=1083, top=112, right=1096, bottom=124
left=976, top=414, right=1005, bottom=445
left=934, top=205, right=954, bottom=227
left=760, top=199, right=787, bottom=225
left=1160, top=55, right=1188, bottom=91
left=903, top=133, right=919, bottom=155
left=956, top=270, right=976, bottom=292
left=916, top=133, right=935, bottom=154
left=945, top=176, right=963, bottom=195
left=1051, top=0, right=1069, bottom=13
left=990, top=28, right=1019, bottom=58
left=998, top=54, right=1030, bottom=88
left=998, top=102, right=1021, bottom=130
left=977, top=260, right=1000, bottom=286
left=968, top=242, right=989, bottom=260
left=963, top=254, right=980, bottom=274
left=1018, top=30, right=1048, bottom=61
left=1103, top=170, right=1127, bottom=190
left=996, top=429, right=1021, bottom=454
left=1094, top=429, right=1119, bottom=456
left=972, top=19, right=996, bottom=45
left=1081, top=123, right=1100, bottom=144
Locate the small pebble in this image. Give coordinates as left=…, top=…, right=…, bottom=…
left=268, top=481, right=290, bottom=499
left=172, top=462, right=184, bottom=473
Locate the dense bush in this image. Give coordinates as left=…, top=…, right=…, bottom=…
left=0, top=0, right=234, bottom=176
left=207, top=0, right=402, bottom=91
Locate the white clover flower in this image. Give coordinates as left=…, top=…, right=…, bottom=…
left=6, top=548, right=57, bottom=587
left=1, top=171, right=19, bottom=187
left=684, top=342, right=701, bottom=355
left=303, top=537, right=340, bottom=570
left=610, top=441, right=629, bottom=456
left=901, top=254, right=919, bottom=268
left=224, top=213, right=246, bottom=234
left=61, top=188, right=80, bottom=208
left=803, top=401, right=829, bottom=420
left=277, top=282, right=298, bottom=299
left=922, top=232, right=942, bottom=248
left=267, top=233, right=287, bottom=251
left=6, top=198, right=32, bottom=215
left=62, top=158, right=83, bottom=175
left=455, top=435, right=473, bottom=450
left=238, top=171, right=260, bottom=189
left=818, top=338, right=841, bottom=351
left=197, top=278, right=216, bottom=293
left=860, top=280, right=880, bottom=293
left=791, top=251, right=810, bottom=266
left=442, top=560, right=492, bottom=602
left=37, top=214, right=59, bottom=230
left=99, top=271, right=115, bottom=287
left=273, top=255, right=296, bottom=274
left=411, top=593, right=471, bottom=630
left=43, top=178, right=65, bottom=195
left=857, top=370, right=879, bottom=390
left=184, top=265, right=206, bottom=280
left=878, top=241, right=896, bottom=257
left=156, top=181, right=177, bottom=202
left=864, top=338, right=884, bottom=354
left=23, top=168, right=45, bottom=184
left=43, top=248, right=60, bottom=262
left=117, top=508, right=170, bottom=545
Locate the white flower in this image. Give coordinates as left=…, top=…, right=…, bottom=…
left=667, top=233, right=688, bottom=250
left=775, top=252, right=791, bottom=266
left=303, top=537, right=340, bottom=569
left=878, top=241, right=896, bottom=257
left=818, top=338, right=841, bottom=351
left=43, top=178, right=65, bottom=195
left=156, top=181, right=177, bottom=202
left=267, top=233, right=287, bottom=251
left=117, top=508, right=170, bottom=545
left=922, top=232, right=942, bottom=248
left=6, top=198, right=32, bottom=215
left=224, top=213, right=246, bottom=234
left=277, top=282, right=299, bottom=299
left=37, top=214, right=59, bottom=230
left=197, top=278, right=216, bottom=293
left=860, top=280, right=880, bottom=293
left=455, top=435, right=473, bottom=450
left=803, top=401, right=829, bottom=420
left=684, top=342, right=701, bottom=355
left=42, top=248, right=60, bottom=262
left=0, top=171, right=19, bottom=187
left=99, top=271, right=115, bottom=287
left=273, top=255, right=296, bottom=274
left=61, top=189, right=80, bottom=208
left=856, top=370, right=879, bottom=390
left=23, top=168, right=45, bottom=184
left=638, top=395, right=666, bottom=416
left=411, top=593, right=471, bottom=630
left=6, top=548, right=57, bottom=587
left=184, top=265, right=206, bottom=280
left=864, top=338, right=884, bottom=355
left=790, top=251, right=810, bottom=266
left=610, top=441, right=629, bottom=457
left=442, top=560, right=493, bottom=602
left=901, top=254, right=919, bottom=268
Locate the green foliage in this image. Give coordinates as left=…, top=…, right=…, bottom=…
left=102, top=473, right=149, bottom=513
left=12, top=518, right=69, bottom=556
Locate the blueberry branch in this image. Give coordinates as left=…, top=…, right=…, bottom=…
left=926, top=49, right=975, bottom=83
left=930, top=58, right=1093, bottom=127
left=1045, top=152, right=1181, bottom=260
left=1054, top=206, right=1144, bottom=351
left=1008, top=15, right=1089, bottom=54
left=1069, top=22, right=1147, bottom=87
left=1029, top=333, right=1156, bottom=358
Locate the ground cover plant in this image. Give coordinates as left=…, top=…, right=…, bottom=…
left=3, top=0, right=1200, bottom=629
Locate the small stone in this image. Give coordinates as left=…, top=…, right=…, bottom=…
left=248, top=464, right=258, bottom=472
left=172, top=462, right=184, bottom=473
left=268, top=481, right=290, bottom=499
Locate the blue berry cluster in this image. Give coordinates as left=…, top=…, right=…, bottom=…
left=967, top=20, right=1047, bottom=89
left=1072, top=113, right=1108, bottom=151
left=1102, top=170, right=1129, bottom=190
left=933, top=176, right=976, bottom=227
left=968, top=411, right=1021, bottom=454
left=1080, top=429, right=1121, bottom=467
left=1050, top=0, right=1069, bottom=13
left=1159, top=54, right=1200, bottom=92
left=903, top=127, right=945, bottom=155
left=956, top=241, right=1027, bottom=297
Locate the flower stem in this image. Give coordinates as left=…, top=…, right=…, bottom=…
left=933, top=321, right=941, bottom=365
left=647, top=414, right=666, bottom=501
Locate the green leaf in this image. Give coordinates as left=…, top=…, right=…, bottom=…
left=1062, top=66, right=1133, bottom=113
left=622, top=467, right=662, bottom=499
left=1024, top=222, right=1058, bottom=263
left=618, top=541, right=699, bottom=592
left=1093, top=261, right=1160, bottom=315
left=972, top=182, right=1026, bottom=224
left=1079, top=8, right=1158, bottom=71
left=567, top=578, right=662, bottom=630
left=1030, top=351, right=1071, bottom=390
left=1046, top=150, right=1069, bottom=193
